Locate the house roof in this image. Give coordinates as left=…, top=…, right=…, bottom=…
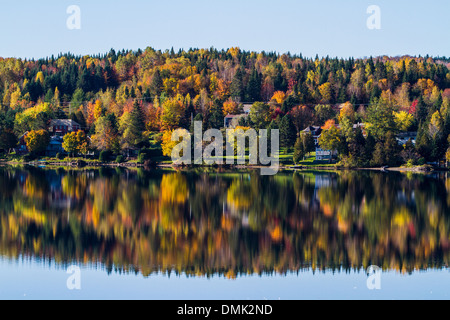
left=303, top=126, right=322, bottom=135
left=225, top=113, right=248, bottom=119
left=353, top=123, right=365, bottom=129
left=397, top=132, right=417, bottom=138
left=18, top=131, right=29, bottom=140
left=49, top=119, right=81, bottom=127
left=243, top=104, right=252, bottom=113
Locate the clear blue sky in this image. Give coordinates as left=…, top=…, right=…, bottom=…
left=0, top=0, right=448, bottom=59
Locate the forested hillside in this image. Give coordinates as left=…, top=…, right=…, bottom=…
left=0, top=47, right=449, bottom=166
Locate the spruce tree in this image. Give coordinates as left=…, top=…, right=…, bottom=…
left=384, top=131, right=401, bottom=166
left=245, top=68, right=261, bottom=102
left=143, top=88, right=152, bottom=102
left=207, top=101, right=224, bottom=129
left=130, top=100, right=146, bottom=134
left=279, top=114, right=297, bottom=149
left=416, top=96, right=428, bottom=124
left=281, top=93, right=300, bottom=113
left=150, top=70, right=163, bottom=97
left=230, top=68, right=244, bottom=102
left=416, top=123, right=431, bottom=161
left=44, top=89, right=54, bottom=103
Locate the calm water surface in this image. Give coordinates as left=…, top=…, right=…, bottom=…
left=0, top=166, right=449, bottom=299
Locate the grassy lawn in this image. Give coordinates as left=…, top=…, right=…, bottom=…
left=42, top=157, right=101, bottom=163
left=1, top=142, right=336, bottom=169
left=289, top=152, right=336, bottom=167
left=0, top=153, right=27, bottom=163
left=165, top=148, right=336, bottom=168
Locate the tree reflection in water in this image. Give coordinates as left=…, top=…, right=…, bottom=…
left=0, top=166, right=449, bottom=278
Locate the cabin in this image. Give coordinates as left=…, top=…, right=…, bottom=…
left=397, top=132, right=417, bottom=146
left=224, top=104, right=252, bottom=128
left=302, top=126, right=337, bottom=161
left=16, top=119, right=84, bottom=156
left=46, top=136, right=64, bottom=157
left=16, top=132, right=29, bottom=154
left=48, top=119, right=81, bottom=136
left=302, top=126, right=323, bottom=145
left=224, top=114, right=246, bottom=128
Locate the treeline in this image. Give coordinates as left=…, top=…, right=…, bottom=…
left=0, top=47, right=449, bottom=165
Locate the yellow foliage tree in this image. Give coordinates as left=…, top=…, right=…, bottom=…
left=271, top=91, right=286, bottom=105
left=338, top=102, right=355, bottom=123
left=394, top=111, right=414, bottom=131
left=227, top=47, right=241, bottom=58
left=162, top=130, right=177, bottom=157
left=9, top=87, right=21, bottom=107
left=25, top=130, right=50, bottom=154
left=161, top=96, right=185, bottom=130
left=318, top=82, right=332, bottom=103
left=429, top=111, right=443, bottom=138
left=223, top=99, right=242, bottom=116
left=35, top=71, right=44, bottom=84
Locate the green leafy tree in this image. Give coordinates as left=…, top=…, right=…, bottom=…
left=71, top=88, right=85, bottom=109
left=293, top=137, right=306, bottom=164
left=249, top=102, right=270, bottom=129
left=314, top=104, right=336, bottom=126
left=372, top=142, right=385, bottom=167
left=319, top=126, right=343, bottom=154
left=371, top=131, right=401, bottom=166
left=301, top=132, right=316, bottom=156
left=365, top=97, right=397, bottom=141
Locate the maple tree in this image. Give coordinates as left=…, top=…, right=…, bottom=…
left=25, top=130, right=50, bottom=155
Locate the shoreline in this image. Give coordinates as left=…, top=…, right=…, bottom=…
left=1, top=160, right=447, bottom=173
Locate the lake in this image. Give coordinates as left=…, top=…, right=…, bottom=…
left=0, top=166, right=449, bottom=300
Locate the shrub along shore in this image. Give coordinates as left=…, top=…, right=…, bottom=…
left=1, top=156, right=443, bottom=174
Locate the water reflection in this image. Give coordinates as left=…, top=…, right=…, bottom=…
left=0, top=166, right=449, bottom=278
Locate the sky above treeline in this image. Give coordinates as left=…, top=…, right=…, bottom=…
left=0, top=0, right=449, bottom=59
